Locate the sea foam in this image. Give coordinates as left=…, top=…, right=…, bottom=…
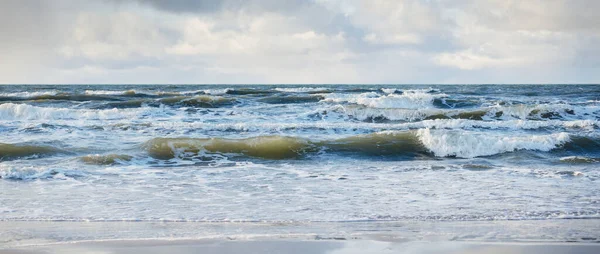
left=0, top=103, right=146, bottom=121
left=321, top=89, right=447, bottom=109
left=416, top=128, right=571, bottom=158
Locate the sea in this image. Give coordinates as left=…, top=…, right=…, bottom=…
left=1, top=85, right=599, bottom=243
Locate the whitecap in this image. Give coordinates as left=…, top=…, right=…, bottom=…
left=416, top=128, right=571, bottom=158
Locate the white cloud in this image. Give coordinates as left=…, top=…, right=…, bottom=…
left=434, top=50, right=520, bottom=70
left=0, top=0, right=598, bottom=84
left=432, top=1, right=590, bottom=71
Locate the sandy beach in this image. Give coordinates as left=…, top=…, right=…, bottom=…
left=1, top=220, right=599, bottom=253
left=3, top=239, right=600, bottom=254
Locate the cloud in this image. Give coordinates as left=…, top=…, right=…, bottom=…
left=0, top=0, right=598, bottom=84
left=122, top=0, right=311, bottom=15
left=432, top=0, right=599, bottom=72
left=131, top=0, right=224, bottom=13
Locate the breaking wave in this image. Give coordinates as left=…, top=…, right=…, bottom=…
left=275, top=87, right=331, bottom=93
left=0, top=103, right=146, bottom=120
left=258, top=95, right=324, bottom=104
left=158, top=95, right=236, bottom=108
left=79, top=154, right=133, bottom=165
left=321, top=90, right=448, bottom=109
left=0, top=143, right=61, bottom=161
left=144, top=136, right=312, bottom=160
left=0, top=164, right=85, bottom=180
left=0, top=91, right=59, bottom=99
left=416, top=129, right=571, bottom=158
left=330, top=103, right=597, bottom=122
left=143, top=130, right=589, bottom=160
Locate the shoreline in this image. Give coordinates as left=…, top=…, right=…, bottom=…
left=3, top=238, right=600, bottom=254
left=2, top=219, right=599, bottom=250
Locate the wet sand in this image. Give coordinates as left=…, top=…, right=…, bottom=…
left=2, top=220, right=599, bottom=253
left=3, top=239, right=600, bottom=254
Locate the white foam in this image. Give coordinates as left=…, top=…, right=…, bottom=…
left=322, top=90, right=446, bottom=109
left=380, top=88, right=397, bottom=94
left=0, top=91, right=59, bottom=98
left=84, top=90, right=125, bottom=95
left=203, top=88, right=232, bottom=95
left=83, top=90, right=156, bottom=96
left=0, top=103, right=146, bottom=121
left=489, top=103, right=598, bottom=120
left=416, top=128, right=571, bottom=158
left=331, top=102, right=599, bottom=122
left=85, top=90, right=199, bottom=96
left=559, top=156, right=598, bottom=163
left=177, top=90, right=203, bottom=95
left=0, top=164, right=85, bottom=180
left=275, top=87, right=329, bottom=93
left=334, top=105, right=444, bottom=121
left=417, top=119, right=598, bottom=131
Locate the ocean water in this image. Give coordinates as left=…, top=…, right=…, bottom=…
left=0, top=85, right=599, bottom=227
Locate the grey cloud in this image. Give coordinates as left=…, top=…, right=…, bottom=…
left=452, top=0, right=600, bottom=32
left=131, top=0, right=224, bottom=13
left=0, top=0, right=61, bottom=48
left=57, top=55, right=165, bottom=70
left=121, top=0, right=310, bottom=14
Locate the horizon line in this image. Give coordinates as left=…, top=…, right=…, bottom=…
left=1, top=83, right=599, bottom=86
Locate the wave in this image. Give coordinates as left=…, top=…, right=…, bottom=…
left=559, top=156, right=600, bottom=163
left=562, top=136, right=600, bottom=154
left=489, top=103, right=583, bottom=120
left=202, top=88, right=232, bottom=95
left=416, top=129, right=571, bottom=158
left=80, top=154, right=133, bottom=165
left=144, top=136, right=313, bottom=160
left=381, top=88, right=399, bottom=94
left=0, top=164, right=85, bottom=180
left=143, top=130, right=584, bottom=160
left=0, top=143, right=61, bottom=161
left=133, top=119, right=598, bottom=135
left=321, top=90, right=447, bottom=109
left=226, top=88, right=275, bottom=95
left=158, top=95, right=237, bottom=108
left=0, top=103, right=145, bottom=120
left=433, top=98, right=480, bottom=108
left=93, top=99, right=151, bottom=109
left=90, top=96, right=237, bottom=109
left=1, top=130, right=596, bottom=163
left=0, top=91, right=59, bottom=99
left=275, top=87, right=331, bottom=93
left=1, top=90, right=208, bottom=103
left=143, top=133, right=427, bottom=160
left=324, top=131, right=427, bottom=156
left=86, top=90, right=203, bottom=97
left=258, top=95, right=324, bottom=104
left=329, top=102, right=597, bottom=122
left=329, top=105, right=486, bottom=122
left=341, top=88, right=377, bottom=93
left=84, top=90, right=139, bottom=96
left=333, top=105, right=446, bottom=122
left=0, top=93, right=124, bottom=102
left=83, top=89, right=173, bottom=98
left=0, top=90, right=160, bottom=102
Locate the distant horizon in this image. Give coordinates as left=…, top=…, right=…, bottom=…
left=1, top=83, right=599, bottom=86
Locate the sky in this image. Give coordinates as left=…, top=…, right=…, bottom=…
left=0, top=0, right=599, bottom=84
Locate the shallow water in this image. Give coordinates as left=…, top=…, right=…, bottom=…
left=0, top=85, right=599, bottom=223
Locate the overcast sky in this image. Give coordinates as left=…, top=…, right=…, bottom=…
left=1, top=0, right=599, bottom=84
